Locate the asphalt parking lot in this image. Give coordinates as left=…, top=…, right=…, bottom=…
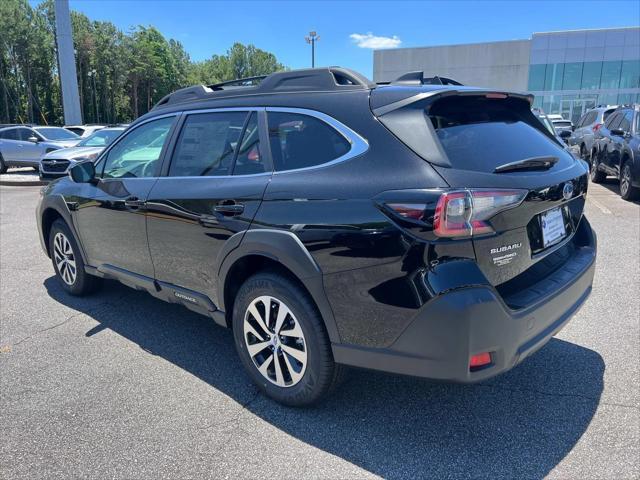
left=1, top=181, right=638, bottom=479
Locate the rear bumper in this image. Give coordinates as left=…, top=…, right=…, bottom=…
left=332, top=218, right=596, bottom=382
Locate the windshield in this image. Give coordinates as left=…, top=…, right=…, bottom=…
left=35, top=127, right=79, bottom=140
left=78, top=129, right=123, bottom=147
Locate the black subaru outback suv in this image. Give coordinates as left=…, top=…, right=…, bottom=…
left=37, top=68, right=597, bottom=406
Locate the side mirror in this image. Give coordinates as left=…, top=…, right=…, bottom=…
left=27, top=136, right=39, bottom=143
left=559, top=130, right=572, bottom=139
left=69, top=161, right=96, bottom=183
left=610, top=128, right=625, bottom=137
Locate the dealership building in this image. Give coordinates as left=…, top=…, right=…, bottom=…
left=373, top=27, right=640, bottom=125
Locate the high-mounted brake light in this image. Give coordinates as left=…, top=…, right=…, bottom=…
left=485, top=93, right=507, bottom=99
left=433, top=189, right=527, bottom=238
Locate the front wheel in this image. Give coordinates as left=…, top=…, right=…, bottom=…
left=232, top=271, right=343, bottom=406
left=49, top=219, right=102, bottom=295
left=620, top=162, right=639, bottom=201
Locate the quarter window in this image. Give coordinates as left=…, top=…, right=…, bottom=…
left=268, top=112, right=350, bottom=171
left=605, top=113, right=621, bottom=130
left=101, top=116, right=174, bottom=179
left=618, top=110, right=633, bottom=133
left=169, top=112, right=247, bottom=177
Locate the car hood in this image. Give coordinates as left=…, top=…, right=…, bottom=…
left=42, top=146, right=104, bottom=160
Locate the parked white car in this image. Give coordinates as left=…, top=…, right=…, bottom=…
left=39, top=127, right=126, bottom=179
left=0, top=125, right=80, bottom=173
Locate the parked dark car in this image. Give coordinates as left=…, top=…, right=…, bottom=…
left=591, top=104, right=640, bottom=201
left=36, top=68, right=597, bottom=406
left=570, top=106, right=618, bottom=161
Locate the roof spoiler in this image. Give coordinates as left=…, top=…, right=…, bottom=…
left=372, top=89, right=534, bottom=117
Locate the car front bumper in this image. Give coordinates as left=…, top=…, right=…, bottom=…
left=332, top=218, right=597, bottom=383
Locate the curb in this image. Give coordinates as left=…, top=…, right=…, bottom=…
left=0, top=179, right=48, bottom=186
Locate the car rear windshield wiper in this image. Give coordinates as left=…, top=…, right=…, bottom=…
left=493, top=156, right=559, bottom=174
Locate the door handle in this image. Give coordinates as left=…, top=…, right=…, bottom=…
left=124, top=197, right=145, bottom=209
left=214, top=201, right=244, bottom=216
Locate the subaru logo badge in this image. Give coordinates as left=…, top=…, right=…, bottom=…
left=562, top=182, right=573, bottom=200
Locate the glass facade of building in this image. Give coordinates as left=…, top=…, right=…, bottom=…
left=528, top=28, right=640, bottom=125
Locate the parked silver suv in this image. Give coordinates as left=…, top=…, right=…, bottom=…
left=0, top=125, right=80, bottom=173
left=40, top=126, right=125, bottom=179
left=569, top=106, right=618, bottom=162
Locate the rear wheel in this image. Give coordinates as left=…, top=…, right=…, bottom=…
left=49, top=219, right=101, bottom=295
left=620, top=161, right=639, bottom=201
left=232, top=271, right=343, bottom=406
left=580, top=144, right=587, bottom=161
left=590, top=151, right=606, bottom=183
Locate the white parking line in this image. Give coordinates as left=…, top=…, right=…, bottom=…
left=589, top=197, right=612, bottom=215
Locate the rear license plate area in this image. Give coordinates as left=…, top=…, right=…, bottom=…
left=540, top=207, right=567, bottom=249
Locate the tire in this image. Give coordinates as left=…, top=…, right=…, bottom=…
left=590, top=151, right=606, bottom=183
left=620, top=161, right=639, bottom=201
left=49, top=219, right=101, bottom=295
left=580, top=144, right=587, bottom=160
left=232, top=271, right=344, bottom=406
left=0, top=153, right=7, bottom=174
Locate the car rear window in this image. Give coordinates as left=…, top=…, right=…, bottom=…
left=553, top=120, right=572, bottom=127
left=426, top=96, right=567, bottom=173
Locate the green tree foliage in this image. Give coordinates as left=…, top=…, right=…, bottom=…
left=0, top=0, right=286, bottom=124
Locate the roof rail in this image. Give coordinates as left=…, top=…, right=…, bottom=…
left=153, top=67, right=375, bottom=110
left=386, top=71, right=464, bottom=86
left=208, top=75, right=268, bottom=90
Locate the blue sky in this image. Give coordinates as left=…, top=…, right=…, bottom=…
left=35, top=0, right=639, bottom=78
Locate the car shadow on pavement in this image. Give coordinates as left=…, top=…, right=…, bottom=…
left=44, top=276, right=605, bottom=479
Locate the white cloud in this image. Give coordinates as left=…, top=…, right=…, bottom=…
left=349, top=32, right=402, bottom=49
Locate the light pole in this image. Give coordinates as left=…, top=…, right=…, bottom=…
left=305, top=31, right=320, bottom=68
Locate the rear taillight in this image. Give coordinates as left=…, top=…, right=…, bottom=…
left=383, top=189, right=526, bottom=239
left=592, top=123, right=602, bottom=133
left=433, top=189, right=526, bottom=238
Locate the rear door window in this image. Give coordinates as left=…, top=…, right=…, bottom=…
left=427, top=96, right=567, bottom=173
left=267, top=112, right=350, bottom=171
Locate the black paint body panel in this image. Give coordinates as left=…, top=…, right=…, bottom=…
left=36, top=78, right=598, bottom=382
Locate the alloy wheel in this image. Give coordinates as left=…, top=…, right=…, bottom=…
left=621, top=165, right=631, bottom=197
left=243, top=295, right=307, bottom=387
left=53, top=232, right=77, bottom=285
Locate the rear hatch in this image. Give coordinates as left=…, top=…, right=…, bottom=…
left=372, top=87, right=590, bottom=289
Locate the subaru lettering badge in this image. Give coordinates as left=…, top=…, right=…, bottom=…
left=562, top=182, right=573, bottom=200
